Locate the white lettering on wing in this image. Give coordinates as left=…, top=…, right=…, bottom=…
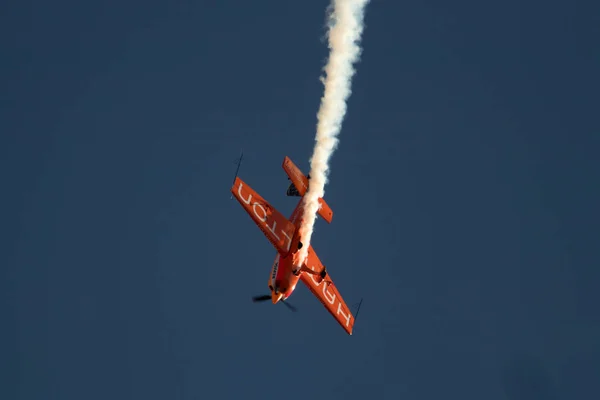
left=306, top=264, right=352, bottom=327
left=266, top=220, right=282, bottom=243
left=280, top=229, right=292, bottom=250
left=253, top=203, right=267, bottom=222
left=322, top=281, right=336, bottom=305
left=238, top=182, right=252, bottom=204
left=337, top=302, right=351, bottom=327
left=237, top=181, right=293, bottom=252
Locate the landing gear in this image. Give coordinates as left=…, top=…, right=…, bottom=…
left=286, top=183, right=301, bottom=197
left=298, top=264, right=327, bottom=282
left=320, top=267, right=327, bottom=279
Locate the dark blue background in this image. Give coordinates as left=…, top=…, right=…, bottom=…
left=2, top=0, right=599, bottom=398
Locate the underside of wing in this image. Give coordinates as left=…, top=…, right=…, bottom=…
left=300, top=246, right=355, bottom=335
left=231, top=177, right=296, bottom=255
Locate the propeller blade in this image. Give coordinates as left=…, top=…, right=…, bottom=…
left=252, top=294, right=271, bottom=302
left=252, top=294, right=297, bottom=312
left=281, top=300, right=297, bottom=312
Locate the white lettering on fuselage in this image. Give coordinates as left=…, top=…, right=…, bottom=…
left=306, top=267, right=352, bottom=327
left=271, top=255, right=279, bottom=287
left=237, top=182, right=293, bottom=251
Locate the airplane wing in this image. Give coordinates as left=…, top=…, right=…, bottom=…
left=231, top=177, right=297, bottom=255
left=300, top=246, right=355, bottom=335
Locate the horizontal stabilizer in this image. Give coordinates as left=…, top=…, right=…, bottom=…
left=316, top=198, right=333, bottom=224
left=283, top=156, right=309, bottom=196
left=282, top=156, right=333, bottom=224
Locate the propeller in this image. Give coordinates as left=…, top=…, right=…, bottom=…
left=252, top=295, right=271, bottom=302
left=251, top=294, right=297, bottom=312
left=281, top=300, right=297, bottom=312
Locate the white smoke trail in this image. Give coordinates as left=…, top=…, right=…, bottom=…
left=297, top=0, right=370, bottom=264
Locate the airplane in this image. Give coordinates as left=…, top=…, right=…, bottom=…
left=230, top=155, right=360, bottom=335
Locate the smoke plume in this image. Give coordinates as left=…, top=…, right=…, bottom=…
left=297, top=0, right=370, bottom=264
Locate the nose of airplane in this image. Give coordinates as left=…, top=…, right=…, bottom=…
left=272, top=292, right=283, bottom=304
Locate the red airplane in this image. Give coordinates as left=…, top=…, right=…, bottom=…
left=230, top=155, right=359, bottom=335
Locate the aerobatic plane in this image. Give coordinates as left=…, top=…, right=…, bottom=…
left=230, top=155, right=359, bottom=335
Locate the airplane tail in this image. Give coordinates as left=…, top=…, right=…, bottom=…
left=282, top=156, right=333, bottom=224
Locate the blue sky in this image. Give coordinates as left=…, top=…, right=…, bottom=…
left=2, top=0, right=599, bottom=399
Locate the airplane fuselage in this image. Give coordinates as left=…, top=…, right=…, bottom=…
left=269, top=253, right=299, bottom=303
left=268, top=197, right=305, bottom=304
